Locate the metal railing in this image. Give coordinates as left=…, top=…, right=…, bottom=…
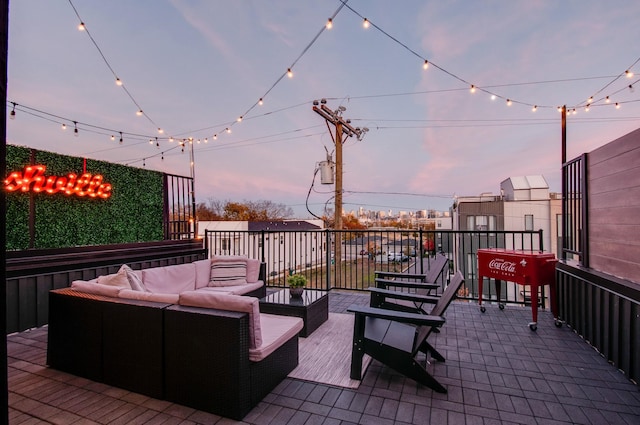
left=204, top=228, right=547, bottom=308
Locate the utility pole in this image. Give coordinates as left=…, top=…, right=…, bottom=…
left=312, top=99, right=367, bottom=283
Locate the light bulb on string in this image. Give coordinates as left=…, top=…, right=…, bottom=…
left=73, top=121, right=78, bottom=137
left=143, top=158, right=146, bottom=167
left=585, top=104, right=590, bottom=112
left=605, top=96, right=611, bottom=103
left=572, top=108, right=577, bottom=115
left=158, top=128, right=164, bottom=134
left=625, top=70, right=634, bottom=78
left=588, top=96, right=593, bottom=104
left=213, top=134, right=217, bottom=140
left=326, top=18, right=333, bottom=29
left=9, top=102, right=15, bottom=120
left=119, top=132, right=123, bottom=144
left=287, top=68, right=293, bottom=78
left=237, top=116, right=243, bottom=123
left=161, top=152, right=164, bottom=161
left=149, top=139, right=153, bottom=145
left=363, top=18, right=370, bottom=29
left=169, top=137, right=174, bottom=143
left=258, top=98, right=264, bottom=106
left=226, top=127, right=231, bottom=134
left=156, top=137, right=159, bottom=148
left=78, top=22, right=85, bottom=31
left=557, top=106, right=563, bottom=113
left=629, top=84, right=635, bottom=93
left=136, top=109, right=143, bottom=116
left=61, top=123, right=66, bottom=130
left=115, top=78, right=123, bottom=86
left=532, top=105, right=537, bottom=112
left=422, top=60, right=429, bottom=70
left=506, top=99, right=512, bottom=106
left=110, top=135, right=115, bottom=141
left=616, top=102, right=621, bottom=109
left=470, top=85, right=476, bottom=93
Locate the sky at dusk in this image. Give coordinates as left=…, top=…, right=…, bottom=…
left=7, top=1, right=640, bottom=218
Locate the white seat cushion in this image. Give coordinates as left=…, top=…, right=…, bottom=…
left=249, top=314, right=303, bottom=362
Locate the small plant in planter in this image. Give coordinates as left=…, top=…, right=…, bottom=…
left=287, top=274, right=307, bottom=298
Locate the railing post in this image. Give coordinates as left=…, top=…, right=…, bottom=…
left=325, top=229, right=331, bottom=291
left=260, top=230, right=265, bottom=263
left=538, top=229, right=544, bottom=252
left=419, top=228, right=424, bottom=274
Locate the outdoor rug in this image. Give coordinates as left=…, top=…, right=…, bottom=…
left=288, top=313, right=371, bottom=388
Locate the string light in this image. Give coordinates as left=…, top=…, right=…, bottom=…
left=9, top=102, right=15, bottom=119
left=506, top=99, right=512, bottom=106
left=169, top=136, right=174, bottom=142
left=149, top=139, right=153, bottom=145
left=115, top=78, right=122, bottom=86
left=287, top=68, right=293, bottom=78
left=491, top=94, right=496, bottom=101
left=204, top=138, right=208, bottom=143
left=470, top=85, right=476, bottom=93
left=423, top=60, right=429, bottom=70
left=616, top=102, right=621, bottom=109
left=532, top=105, right=537, bottom=112
left=557, top=106, right=563, bottom=113
left=119, top=132, right=123, bottom=144
left=605, top=96, right=611, bottom=103
left=237, top=116, right=243, bottom=123
left=626, top=70, right=634, bottom=78
left=326, top=18, right=333, bottom=29
left=225, top=127, right=231, bottom=134
left=78, top=22, right=85, bottom=31
left=136, top=109, right=143, bottom=116
left=585, top=104, right=590, bottom=112
left=110, top=134, right=115, bottom=141
left=61, top=123, right=66, bottom=130
left=157, top=128, right=164, bottom=134
left=213, top=134, right=217, bottom=140
left=156, top=137, right=159, bottom=148
left=73, top=121, right=79, bottom=137
left=362, top=18, right=370, bottom=29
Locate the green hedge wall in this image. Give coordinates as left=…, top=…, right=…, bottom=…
left=5, top=145, right=164, bottom=249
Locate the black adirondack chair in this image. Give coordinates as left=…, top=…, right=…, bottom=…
left=371, top=253, right=450, bottom=314
left=348, top=271, right=465, bottom=393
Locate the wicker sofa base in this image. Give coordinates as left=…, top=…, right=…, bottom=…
left=47, top=288, right=299, bottom=420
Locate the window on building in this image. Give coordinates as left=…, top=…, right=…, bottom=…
left=467, top=215, right=496, bottom=231
left=525, top=214, right=534, bottom=231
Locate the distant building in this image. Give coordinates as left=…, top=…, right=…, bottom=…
left=198, top=219, right=325, bottom=275
left=451, top=174, right=561, bottom=269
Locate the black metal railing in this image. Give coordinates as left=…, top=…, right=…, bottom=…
left=562, top=153, right=588, bottom=265
left=204, top=228, right=546, bottom=306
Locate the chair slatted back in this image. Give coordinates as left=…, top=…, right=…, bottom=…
left=424, top=254, right=449, bottom=284
left=412, top=271, right=464, bottom=356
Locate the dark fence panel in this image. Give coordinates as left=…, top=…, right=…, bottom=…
left=557, top=260, right=640, bottom=385
left=5, top=240, right=205, bottom=333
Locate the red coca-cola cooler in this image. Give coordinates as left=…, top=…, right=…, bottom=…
left=477, top=248, right=561, bottom=331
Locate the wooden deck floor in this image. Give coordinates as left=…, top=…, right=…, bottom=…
left=8, top=291, right=640, bottom=424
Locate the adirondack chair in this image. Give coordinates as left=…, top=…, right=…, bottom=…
left=371, top=253, right=450, bottom=314
left=348, top=271, right=465, bottom=393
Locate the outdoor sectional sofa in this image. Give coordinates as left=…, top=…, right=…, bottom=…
left=47, top=256, right=303, bottom=420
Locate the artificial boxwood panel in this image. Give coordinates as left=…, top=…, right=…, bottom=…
left=5, top=145, right=164, bottom=249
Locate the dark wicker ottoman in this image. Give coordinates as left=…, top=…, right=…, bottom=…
left=259, top=289, right=329, bottom=337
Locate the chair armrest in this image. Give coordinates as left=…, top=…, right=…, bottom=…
left=375, top=278, right=439, bottom=291
left=375, top=271, right=427, bottom=281
left=347, top=305, right=446, bottom=327
left=369, top=287, right=439, bottom=304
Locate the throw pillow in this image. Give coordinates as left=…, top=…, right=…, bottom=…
left=120, top=264, right=148, bottom=292
left=209, top=260, right=247, bottom=287
left=97, top=267, right=132, bottom=289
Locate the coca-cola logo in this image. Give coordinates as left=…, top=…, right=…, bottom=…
left=488, top=258, right=516, bottom=273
